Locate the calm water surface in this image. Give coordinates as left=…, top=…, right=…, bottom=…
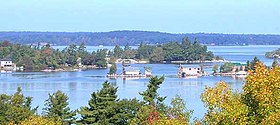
left=0, top=45, right=279, bottom=119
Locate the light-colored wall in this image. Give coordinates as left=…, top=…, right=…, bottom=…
left=124, top=71, right=140, bottom=75
left=182, top=67, right=201, bottom=75
left=0, top=61, right=13, bottom=67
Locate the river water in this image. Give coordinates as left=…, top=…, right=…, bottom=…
left=0, top=45, right=279, bottom=119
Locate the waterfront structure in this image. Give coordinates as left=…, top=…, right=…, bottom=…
left=123, top=67, right=140, bottom=76
left=177, top=64, right=202, bottom=77
left=0, top=58, right=13, bottom=70
left=232, top=63, right=246, bottom=72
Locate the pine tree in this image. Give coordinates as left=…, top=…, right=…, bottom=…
left=140, top=76, right=166, bottom=107
left=43, top=90, right=76, bottom=125
left=0, top=87, right=37, bottom=124
left=109, top=63, right=117, bottom=74
left=272, top=58, right=279, bottom=68
left=78, top=81, right=118, bottom=124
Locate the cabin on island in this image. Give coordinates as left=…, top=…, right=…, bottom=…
left=0, top=58, right=13, bottom=70
left=123, top=67, right=140, bottom=76
left=232, top=63, right=247, bottom=76
left=177, top=64, right=202, bottom=77
left=232, top=63, right=246, bottom=72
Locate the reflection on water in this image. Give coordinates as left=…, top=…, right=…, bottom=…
left=0, top=45, right=277, bottom=119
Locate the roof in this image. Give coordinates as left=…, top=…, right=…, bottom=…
left=124, top=67, right=140, bottom=72
left=232, top=63, right=246, bottom=66
left=0, top=58, right=12, bottom=61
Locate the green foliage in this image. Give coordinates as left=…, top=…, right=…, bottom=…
left=246, top=57, right=260, bottom=72
left=113, top=98, right=143, bottom=125
left=113, top=45, right=123, bottom=58
left=140, top=76, right=166, bottom=107
left=2, top=31, right=280, bottom=46
left=220, top=62, right=234, bottom=73
left=150, top=95, right=193, bottom=125
left=168, top=95, right=193, bottom=122
left=43, top=90, right=76, bottom=125
left=212, top=64, right=219, bottom=73
left=109, top=63, right=117, bottom=74
left=149, top=47, right=164, bottom=63
left=78, top=81, right=118, bottom=124
left=137, top=42, right=155, bottom=60
left=0, top=87, right=37, bottom=124
left=110, top=38, right=214, bottom=63
left=265, top=48, right=280, bottom=58
left=95, top=49, right=108, bottom=68
left=272, top=58, right=279, bottom=67
left=0, top=42, right=108, bottom=71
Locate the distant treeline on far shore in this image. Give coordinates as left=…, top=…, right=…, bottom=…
left=1, top=30, right=280, bottom=46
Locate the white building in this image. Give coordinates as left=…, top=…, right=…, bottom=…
left=177, top=65, right=202, bottom=77
left=0, top=58, right=13, bottom=70
left=123, top=67, right=140, bottom=75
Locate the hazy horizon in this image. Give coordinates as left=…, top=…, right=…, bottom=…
left=1, top=0, right=279, bottom=34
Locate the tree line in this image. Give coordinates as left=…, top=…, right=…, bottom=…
left=213, top=57, right=279, bottom=73
left=111, top=37, right=215, bottom=63
left=0, top=38, right=215, bottom=71
left=1, top=61, right=280, bottom=124
left=0, top=41, right=107, bottom=71
left=1, top=31, right=280, bottom=46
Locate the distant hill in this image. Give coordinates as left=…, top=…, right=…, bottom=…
left=0, top=31, right=279, bottom=46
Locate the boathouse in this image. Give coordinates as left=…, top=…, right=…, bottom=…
left=123, top=67, right=140, bottom=76
left=177, top=65, right=202, bottom=77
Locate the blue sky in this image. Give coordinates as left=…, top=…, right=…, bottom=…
left=0, top=0, right=279, bottom=34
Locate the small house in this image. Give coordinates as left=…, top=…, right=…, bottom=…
left=123, top=67, right=140, bottom=76
left=0, top=58, right=13, bottom=71
left=232, top=63, right=246, bottom=72
left=178, top=65, right=202, bottom=77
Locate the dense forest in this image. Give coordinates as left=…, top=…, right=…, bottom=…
left=0, top=38, right=215, bottom=71
left=0, top=41, right=108, bottom=71
left=112, top=38, right=215, bottom=63
left=1, top=61, right=280, bottom=124
left=0, top=31, right=280, bottom=46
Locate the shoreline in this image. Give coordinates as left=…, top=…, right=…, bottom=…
left=115, top=58, right=227, bottom=64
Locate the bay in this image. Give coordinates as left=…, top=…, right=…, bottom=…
left=0, top=45, right=279, bottom=119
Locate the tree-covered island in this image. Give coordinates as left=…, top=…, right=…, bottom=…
left=0, top=37, right=221, bottom=71
left=265, top=48, right=280, bottom=58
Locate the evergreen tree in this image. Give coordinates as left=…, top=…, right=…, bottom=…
left=113, top=98, right=143, bottom=125
left=113, top=45, right=123, bottom=58
left=0, top=87, right=37, bottom=124
left=109, top=63, right=117, bottom=74
left=272, top=58, right=279, bottom=68
left=139, top=76, right=166, bottom=111
left=78, top=81, right=118, bottom=124
left=250, top=57, right=260, bottom=71
left=149, top=47, right=164, bottom=63
left=43, top=90, right=76, bottom=125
